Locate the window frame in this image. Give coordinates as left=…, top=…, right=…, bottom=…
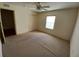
left=45, top=16, right=56, bottom=30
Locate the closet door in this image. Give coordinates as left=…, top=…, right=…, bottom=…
left=1, top=9, right=16, bottom=37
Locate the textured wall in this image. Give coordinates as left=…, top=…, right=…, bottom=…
left=37, top=8, right=77, bottom=40
left=70, top=8, right=79, bottom=57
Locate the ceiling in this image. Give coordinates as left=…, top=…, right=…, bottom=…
left=3, top=2, right=79, bottom=12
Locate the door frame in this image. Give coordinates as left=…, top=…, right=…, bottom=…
left=0, top=9, right=5, bottom=44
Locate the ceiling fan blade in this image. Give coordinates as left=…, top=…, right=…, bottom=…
left=42, top=8, right=47, bottom=11
left=41, top=6, right=50, bottom=8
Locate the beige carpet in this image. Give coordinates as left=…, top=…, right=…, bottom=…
left=2, top=32, right=70, bottom=57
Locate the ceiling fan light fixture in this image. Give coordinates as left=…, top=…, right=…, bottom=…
left=35, top=2, right=50, bottom=12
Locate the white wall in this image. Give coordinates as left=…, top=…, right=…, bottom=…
left=0, top=19, right=2, bottom=57
left=70, top=8, right=79, bottom=57
left=37, top=8, right=77, bottom=40
left=0, top=40, right=2, bottom=57
left=14, top=6, right=36, bottom=34
left=0, top=3, right=36, bottom=35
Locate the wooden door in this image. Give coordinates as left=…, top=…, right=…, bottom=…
left=1, top=9, right=16, bottom=37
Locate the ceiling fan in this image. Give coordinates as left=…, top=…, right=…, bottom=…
left=35, top=2, right=50, bottom=11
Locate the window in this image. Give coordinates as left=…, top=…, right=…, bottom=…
left=45, top=16, right=56, bottom=30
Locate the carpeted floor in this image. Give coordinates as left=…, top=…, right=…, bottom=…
left=2, top=32, right=70, bottom=57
